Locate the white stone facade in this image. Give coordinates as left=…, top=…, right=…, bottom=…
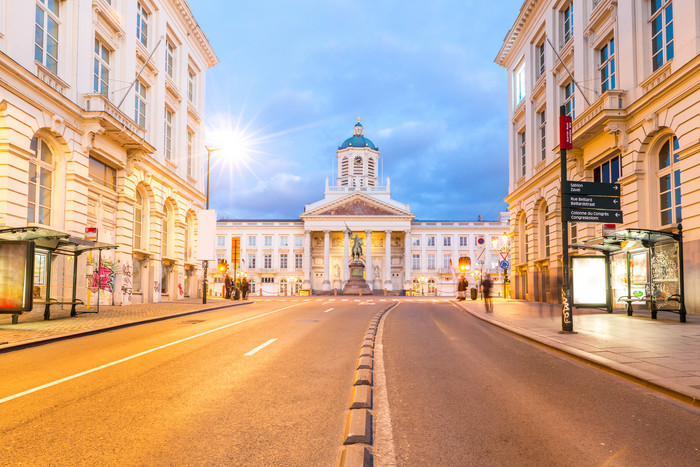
left=215, top=123, right=510, bottom=296
left=496, top=0, right=700, bottom=311
left=0, top=0, right=217, bottom=306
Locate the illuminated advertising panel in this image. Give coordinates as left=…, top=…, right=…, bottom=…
left=572, top=256, right=607, bottom=307
left=0, top=241, right=35, bottom=313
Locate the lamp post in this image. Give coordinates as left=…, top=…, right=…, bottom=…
left=492, top=232, right=511, bottom=298
left=202, top=145, right=222, bottom=304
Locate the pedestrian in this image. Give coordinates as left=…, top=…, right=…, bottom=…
left=457, top=275, right=468, bottom=301
left=240, top=277, right=249, bottom=300
left=224, top=273, right=233, bottom=300
left=482, top=273, right=494, bottom=312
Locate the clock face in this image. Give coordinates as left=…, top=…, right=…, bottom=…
left=354, top=156, right=362, bottom=165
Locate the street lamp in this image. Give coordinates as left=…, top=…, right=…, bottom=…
left=492, top=232, right=511, bottom=298
left=202, top=145, right=222, bottom=304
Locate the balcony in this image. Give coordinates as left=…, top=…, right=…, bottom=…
left=82, top=93, right=154, bottom=152
left=572, top=90, right=627, bottom=147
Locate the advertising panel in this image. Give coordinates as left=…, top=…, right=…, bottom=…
left=0, top=241, right=35, bottom=313
left=196, top=209, right=217, bottom=261
left=572, top=256, right=607, bottom=306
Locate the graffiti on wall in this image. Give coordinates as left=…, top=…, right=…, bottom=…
left=121, top=261, right=133, bottom=305
left=88, top=259, right=119, bottom=306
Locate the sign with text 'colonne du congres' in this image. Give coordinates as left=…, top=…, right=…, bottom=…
left=563, top=181, right=623, bottom=224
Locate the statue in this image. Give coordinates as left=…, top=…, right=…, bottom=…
left=345, top=223, right=363, bottom=262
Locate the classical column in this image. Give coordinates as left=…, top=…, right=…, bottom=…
left=384, top=230, right=392, bottom=290
left=365, top=230, right=373, bottom=288
left=323, top=230, right=331, bottom=291
left=302, top=230, right=311, bottom=289
left=404, top=229, right=412, bottom=290
left=343, top=229, right=349, bottom=285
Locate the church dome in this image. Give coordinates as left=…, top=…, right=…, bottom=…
left=338, top=122, right=377, bottom=150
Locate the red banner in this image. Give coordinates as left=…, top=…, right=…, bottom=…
left=560, top=115, right=573, bottom=150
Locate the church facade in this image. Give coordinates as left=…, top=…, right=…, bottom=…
left=214, top=123, right=509, bottom=296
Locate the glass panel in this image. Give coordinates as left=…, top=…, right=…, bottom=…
left=28, top=183, right=37, bottom=203
left=46, top=56, right=57, bottom=73
left=47, top=16, right=57, bottom=37
left=611, top=157, right=620, bottom=182
left=39, top=186, right=51, bottom=207
left=41, top=140, right=52, bottom=163
left=602, top=161, right=610, bottom=182
left=674, top=169, right=681, bottom=187
left=661, top=209, right=672, bottom=226
left=38, top=206, right=50, bottom=225
left=658, top=141, right=670, bottom=169
left=40, top=166, right=52, bottom=188
left=27, top=204, right=35, bottom=223
left=651, top=0, right=661, bottom=14
left=47, top=0, right=58, bottom=15
left=28, top=163, right=38, bottom=184
left=593, top=166, right=601, bottom=183
left=665, top=4, right=673, bottom=24
left=667, top=41, right=674, bottom=60
left=660, top=191, right=671, bottom=208
left=676, top=206, right=682, bottom=223
left=652, top=16, right=662, bottom=36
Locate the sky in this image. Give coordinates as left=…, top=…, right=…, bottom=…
left=188, top=0, right=524, bottom=221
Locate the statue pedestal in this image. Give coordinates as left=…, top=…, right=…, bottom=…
left=343, top=260, right=372, bottom=295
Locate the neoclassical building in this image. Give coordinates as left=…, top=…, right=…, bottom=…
left=215, top=122, right=510, bottom=296
left=0, top=0, right=217, bottom=306
left=495, top=0, right=699, bottom=312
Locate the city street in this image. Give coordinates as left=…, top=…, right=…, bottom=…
left=1, top=298, right=699, bottom=465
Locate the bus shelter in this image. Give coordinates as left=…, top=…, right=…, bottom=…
left=570, top=226, right=686, bottom=323
left=0, top=226, right=117, bottom=324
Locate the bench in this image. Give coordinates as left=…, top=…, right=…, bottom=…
left=36, top=298, right=85, bottom=320
left=618, top=294, right=684, bottom=322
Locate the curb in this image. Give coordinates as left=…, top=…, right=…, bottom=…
left=453, top=300, right=700, bottom=408
left=0, top=301, right=254, bottom=354
left=339, top=301, right=398, bottom=467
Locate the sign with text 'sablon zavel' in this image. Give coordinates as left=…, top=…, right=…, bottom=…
left=563, top=181, right=622, bottom=223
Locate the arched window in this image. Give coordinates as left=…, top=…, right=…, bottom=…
left=27, top=136, right=53, bottom=225
left=280, top=278, right=287, bottom=295
left=428, top=279, right=436, bottom=294
left=162, top=203, right=171, bottom=258
left=657, top=135, right=681, bottom=227
left=133, top=190, right=143, bottom=250
left=517, top=212, right=527, bottom=264
left=537, top=202, right=548, bottom=259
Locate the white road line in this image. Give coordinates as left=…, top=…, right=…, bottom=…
left=244, top=338, right=277, bottom=356
left=323, top=308, right=334, bottom=313
left=0, top=302, right=304, bottom=405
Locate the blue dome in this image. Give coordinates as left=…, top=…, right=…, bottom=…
left=339, top=135, right=377, bottom=150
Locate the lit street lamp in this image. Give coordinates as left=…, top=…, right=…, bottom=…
left=202, top=145, right=222, bottom=304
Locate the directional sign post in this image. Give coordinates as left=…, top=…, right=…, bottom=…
left=564, top=194, right=621, bottom=210
left=564, top=181, right=620, bottom=196
left=565, top=209, right=623, bottom=223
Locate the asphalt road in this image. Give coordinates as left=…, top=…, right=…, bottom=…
left=0, top=298, right=386, bottom=465
left=374, top=301, right=700, bottom=466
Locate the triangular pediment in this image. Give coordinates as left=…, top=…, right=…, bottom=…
left=302, top=193, right=413, bottom=218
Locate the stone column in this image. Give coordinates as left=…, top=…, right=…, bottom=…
left=404, top=229, right=412, bottom=291
left=365, top=230, right=373, bottom=288
left=322, top=230, right=331, bottom=291
left=384, top=230, right=392, bottom=290
left=302, top=230, right=312, bottom=289
left=343, top=229, right=349, bottom=285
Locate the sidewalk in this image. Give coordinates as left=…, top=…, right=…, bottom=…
left=0, top=298, right=251, bottom=351
left=458, top=298, right=700, bottom=407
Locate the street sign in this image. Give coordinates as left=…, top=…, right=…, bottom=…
left=565, top=209, right=623, bottom=223
left=500, top=251, right=509, bottom=261
left=560, top=115, right=573, bottom=150
left=477, top=237, right=485, bottom=245
left=564, top=181, right=620, bottom=196
left=564, top=194, right=621, bottom=210
left=500, top=260, right=510, bottom=270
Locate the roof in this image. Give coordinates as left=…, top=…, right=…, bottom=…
left=339, top=135, right=377, bottom=150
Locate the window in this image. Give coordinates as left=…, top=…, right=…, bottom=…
left=35, top=0, right=59, bottom=74
left=538, top=110, right=546, bottom=161
left=651, top=0, right=674, bottom=71
left=264, top=254, right=272, bottom=269
left=136, top=2, right=149, bottom=48
left=593, top=156, right=620, bottom=183
left=164, top=108, right=173, bottom=160
left=187, top=130, right=194, bottom=177
left=412, top=236, right=420, bottom=247
left=134, top=80, right=147, bottom=127
left=295, top=254, right=303, bottom=269
left=261, top=277, right=274, bottom=283
left=93, top=39, right=110, bottom=97
left=295, top=236, right=303, bottom=247
left=514, top=63, right=526, bottom=105
left=412, top=254, right=421, bottom=270
left=184, top=217, right=191, bottom=261
left=27, top=136, right=53, bottom=225
left=428, top=279, right=436, bottom=295
left=133, top=191, right=143, bottom=250
left=536, top=41, right=545, bottom=78
left=162, top=206, right=171, bottom=258
left=264, top=236, right=272, bottom=247
left=248, top=254, right=256, bottom=269
left=427, top=254, right=436, bottom=270
left=427, top=236, right=435, bottom=247
left=570, top=224, right=577, bottom=245
left=165, top=40, right=175, bottom=78
left=132, top=259, right=142, bottom=293
left=459, top=236, right=468, bottom=247
left=545, top=207, right=550, bottom=257
left=217, top=236, right=225, bottom=247
left=443, top=236, right=451, bottom=247
left=599, top=38, right=615, bottom=93
left=280, top=254, right=288, bottom=269
left=563, top=81, right=575, bottom=118
left=280, top=236, right=288, bottom=247
left=519, top=130, right=526, bottom=177
left=443, top=254, right=452, bottom=269
left=89, top=157, right=116, bottom=189
left=658, top=136, right=681, bottom=226
left=188, top=69, right=196, bottom=103
left=248, top=236, right=256, bottom=247
left=562, top=3, right=573, bottom=45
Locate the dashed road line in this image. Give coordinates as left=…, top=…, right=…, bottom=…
left=244, top=338, right=277, bottom=356
left=324, top=308, right=334, bottom=313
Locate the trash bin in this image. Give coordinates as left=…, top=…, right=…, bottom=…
left=470, top=287, right=478, bottom=300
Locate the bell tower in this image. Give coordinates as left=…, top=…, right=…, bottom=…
left=336, top=119, right=381, bottom=188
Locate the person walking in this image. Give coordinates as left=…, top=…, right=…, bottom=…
left=240, top=277, right=249, bottom=300
left=457, top=275, right=469, bottom=301
left=482, top=273, right=494, bottom=312
left=224, top=273, right=233, bottom=300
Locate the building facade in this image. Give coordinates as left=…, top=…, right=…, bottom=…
left=495, top=0, right=700, bottom=312
left=0, top=0, right=218, bottom=306
left=214, top=122, right=510, bottom=296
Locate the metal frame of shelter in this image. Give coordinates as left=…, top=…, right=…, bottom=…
left=0, top=226, right=117, bottom=324
left=571, top=225, right=686, bottom=323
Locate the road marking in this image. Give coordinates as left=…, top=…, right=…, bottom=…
left=0, top=302, right=305, bottom=405
left=323, top=308, right=334, bottom=313
left=374, top=303, right=398, bottom=464
left=244, top=338, right=277, bottom=356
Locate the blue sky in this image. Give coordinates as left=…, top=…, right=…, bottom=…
left=189, top=0, right=524, bottom=221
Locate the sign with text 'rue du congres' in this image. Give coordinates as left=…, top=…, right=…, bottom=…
left=563, top=181, right=623, bottom=223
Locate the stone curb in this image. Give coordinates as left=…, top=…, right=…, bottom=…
left=0, top=301, right=254, bottom=354
left=454, top=300, right=700, bottom=408
left=338, top=300, right=399, bottom=467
